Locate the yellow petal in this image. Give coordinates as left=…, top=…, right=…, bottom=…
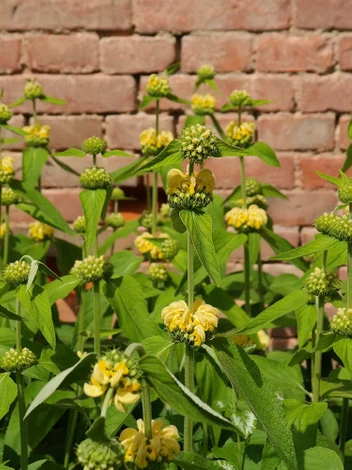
left=83, top=382, right=105, bottom=398
left=197, top=169, right=216, bottom=192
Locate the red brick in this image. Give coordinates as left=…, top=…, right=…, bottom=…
left=134, top=0, right=290, bottom=33
left=300, top=227, right=318, bottom=245
left=258, top=114, right=335, bottom=151
left=299, top=74, right=352, bottom=113
left=339, top=115, right=350, bottom=150
left=25, top=34, right=99, bottom=73
left=140, top=74, right=294, bottom=112
left=105, top=113, right=174, bottom=150
left=256, top=35, right=334, bottom=73
left=101, top=35, right=176, bottom=74
left=296, top=0, right=352, bottom=30
left=181, top=33, right=253, bottom=73
left=1, top=115, right=25, bottom=151
left=299, top=154, right=348, bottom=189
left=262, top=264, right=303, bottom=277
left=270, top=337, right=298, bottom=351
left=339, top=36, right=352, bottom=71
left=0, top=36, right=21, bottom=73
left=0, top=75, right=136, bottom=113
left=0, top=0, right=131, bottom=31
left=267, top=190, right=338, bottom=226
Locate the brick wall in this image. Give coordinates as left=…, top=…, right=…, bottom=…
left=1, top=0, right=351, bottom=264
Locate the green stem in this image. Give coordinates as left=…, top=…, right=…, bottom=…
left=339, top=398, right=349, bottom=460
left=16, top=298, right=21, bottom=351
left=0, top=183, right=2, bottom=230
left=202, top=423, right=208, bottom=456
left=63, top=410, right=78, bottom=469
left=237, top=434, right=242, bottom=470
left=146, top=173, right=151, bottom=212
left=312, top=295, right=324, bottom=404
left=239, top=157, right=247, bottom=208
left=238, top=105, right=242, bottom=126
left=93, top=154, right=97, bottom=167
left=16, top=371, right=28, bottom=470
left=348, top=203, right=352, bottom=308
left=3, top=205, right=9, bottom=265
left=239, top=156, right=251, bottom=316
left=101, top=386, right=114, bottom=418
left=210, top=114, right=226, bottom=140
left=257, top=249, right=264, bottom=305
left=37, top=175, right=42, bottom=193
left=141, top=379, right=152, bottom=440
left=32, top=99, right=37, bottom=125
left=151, top=100, right=160, bottom=236
left=93, top=281, right=101, bottom=355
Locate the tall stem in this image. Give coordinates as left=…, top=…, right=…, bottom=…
left=101, top=386, right=114, bottom=418
left=257, top=249, right=264, bottom=305
left=93, top=154, right=97, bottom=167
left=32, top=99, right=37, bottom=125
left=151, top=100, right=160, bottom=236
left=3, top=205, right=10, bottom=265
left=312, top=295, right=324, bottom=404
left=63, top=409, right=78, bottom=469
left=141, top=379, right=153, bottom=440
left=239, top=156, right=251, bottom=316
left=339, top=398, right=349, bottom=460
left=93, top=281, right=101, bottom=355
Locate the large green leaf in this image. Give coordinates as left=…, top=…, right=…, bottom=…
left=111, top=157, right=147, bottom=184
left=43, top=275, right=80, bottom=305
left=179, top=210, right=221, bottom=286
left=102, top=149, right=132, bottom=158
left=173, top=452, right=229, bottom=470
left=103, top=277, right=162, bottom=342
left=302, top=446, right=343, bottom=469
left=80, top=188, right=106, bottom=255
left=0, top=373, right=17, bottom=420
left=22, top=147, right=50, bottom=187
left=212, top=339, right=298, bottom=470
left=261, top=183, right=288, bottom=199
left=98, top=219, right=139, bottom=256
left=296, top=304, right=316, bottom=349
left=54, top=148, right=86, bottom=157
left=271, top=234, right=340, bottom=261
left=342, top=144, right=352, bottom=172
left=333, top=337, right=352, bottom=377
left=52, top=155, right=80, bottom=176
left=238, top=289, right=309, bottom=334
left=139, top=355, right=238, bottom=432
left=0, top=304, right=22, bottom=321
left=215, top=137, right=249, bottom=157
left=247, top=142, right=280, bottom=167
left=134, top=140, right=182, bottom=173
left=109, top=250, right=142, bottom=276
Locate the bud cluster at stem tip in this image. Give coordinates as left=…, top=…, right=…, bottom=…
left=1, top=186, right=19, bottom=206
left=135, top=232, right=178, bottom=261
left=0, top=156, right=15, bottom=184
left=225, top=205, right=267, bottom=233
left=140, top=128, right=173, bottom=157
left=229, top=89, right=252, bottom=108
left=315, top=213, right=352, bottom=241
left=80, top=167, right=112, bottom=190
left=73, top=215, right=86, bottom=235
left=197, top=64, right=215, bottom=80
left=1, top=347, right=37, bottom=372
left=28, top=221, right=54, bottom=242
left=148, top=263, right=168, bottom=283
left=0, top=103, right=12, bottom=124
left=24, top=79, right=44, bottom=100
left=71, top=255, right=113, bottom=282
left=76, top=437, right=124, bottom=470
left=304, top=267, right=341, bottom=297
left=180, top=124, right=220, bottom=164
left=23, top=124, right=50, bottom=147
left=226, top=121, right=255, bottom=148
left=82, top=136, right=107, bottom=156
left=330, top=308, right=352, bottom=336
left=191, top=94, right=216, bottom=115
left=146, top=74, right=171, bottom=98
left=2, top=260, right=30, bottom=286
left=106, top=212, right=125, bottom=229
left=167, top=168, right=215, bottom=210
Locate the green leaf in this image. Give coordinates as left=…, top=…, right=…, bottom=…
left=105, top=401, right=138, bottom=437
left=261, top=183, right=288, bottom=199
left=37, top=261, right=62, bottom=281
left=0, top=373, right=17, bottom=420
left=2, top=137, right=19, bottom=145
left=179, top=210, right=222, bottom=286
left=9, top=96, right=26, bottom=108
left=24, top=353, right=96, bottom=418
left=43, top=275, right=80, bottom=306
left=102, top=149, right=133, bottom=158
left=170, top=208, right=187, bottom=233
left=139, top=355, right=238, bottom=432
left=302, top=446, right=343, bottom=469
left=103, top=276, right=162, bottom=342
left=205, top=79, right=219, bottom=93
left=16, top=284, right=56, bottom=349
left=238, top=289, right=309, bottom=334
left=296, top=304, right=316, bottom=349
left=140, top=95, right=155, bottom=110
left=52, top=155, right=80, bottom=176
left=247, top=142, right=280, bottom=167
left=333, top=337, right=352, bottom=377
left=86, top=416, right=110, bottom=443
left=22, top=147, right=50, bottom=187
left=342, top=144, right=352, bottom=172
left=215, top=137, right=249, bottom=157
left=271, top=234, right=339, bottom=261
left=98, top=219, right=139, bottom=256
left=165, top=62, right=180, bottom=75
left=111, top=157, right=147, bottom=184
left=173, top=452, right=227, bottom=470
left=1, top=124, right=28, bottom=135
left=316, top=171, right=341, bottom=187
left=53, top=148, right=86, bottom=157
left=348, top=112, right=352, bottom=140
left=212, top=338, right=298, bottom=470
left=41, top=95, right=66, bottom=105
left=166, top=93, right=191, bottom=104
left=0, top=304, right=22, bottom=321
left=184, top=115, right=206, bottom=128
left=27, top=258, right=39, bottom=291
left=110, top=250, right=142, bottom=276
left=80, top=188, right=106, bottom=254
left=249, top=99, right=273, bottom=107
left=134, top=140, right=182, bottom=173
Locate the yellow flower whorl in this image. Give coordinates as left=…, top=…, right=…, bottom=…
left=225, top=204, right=267, bottom=233
left=140, top=128, right=174, bottom=157
left=191, top=93, right=216, bottom=115
left=23, top=123, right=50, bottom=147
left=28, top=221, right=54, bottom=241
left=146, top=74, right=171, bottom=98
left=225, top=121, right=255, bottom=148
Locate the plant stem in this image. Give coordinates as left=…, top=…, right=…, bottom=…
left=93, top=281, right=101, bottom=355
left=101, top=386, right=114, bottom=418
left=238, top=105, right=242, bottom=126
left=239, top=156, right=251, bottom=317
left=257, top=249, right=264, bottom=305
left=312, top=295, right=324, bottom=404
left=37, top=175, right=42, bottom=193
left=32, top=99, right=37, bottom=125
left=3, top=205, right=10, bottom=265
left=202, top=423, right=208, bottom=456
left=0, top=182, right=2, bottom=230
left=16, top=298, right=21, bottom=350
left=146, top=174, right=151, bottom=211
left=141, top=379, right=153, bottom=440
left=93, top=154, right=97, bottom=167
left=339, top=398, right=349, bottom=460
left=237, top=434, right=242, bottom=470
left=151, top=100, right=160, bottom=236
left=63, top=409, right=78, bottom=469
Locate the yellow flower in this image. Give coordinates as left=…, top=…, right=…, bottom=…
left=146, top=74, right=171, bottom=98
left=28, top=221, right=54, bottom=241
left=0, top=156, right=15, bottom=184
left=192, top=299, right=219, bottom=332
left=83, top=360, right=110, bottom=398
left=226, top=121, right=255, bottom=148
left=114, top=376, right=141, bottom=412
left=0, top=222, right=6, bottom=239
left=191, top=93, right=216, bottom=115
left=23, top=123, right=50, bottom=147
left=161, top=300, right=192, bottom=332
left=225, top=204, right=267, bottom=232
left=189, top=324, right=206, bottom=347
left=247, top=204, right=268, bottom=230
left=232, top=335, right=254, bottom=348
left=140, top=128, right=174, bottom=157
left=257, top=329, right=270, bottom=349
left=135, top=232, right=169, bottom=259
left=120, top=419, right=180, bottom=469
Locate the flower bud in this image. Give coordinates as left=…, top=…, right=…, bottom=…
left=180, top=124, right=220, bottom=164
left=226, top=121, right=255, bottom=148
left=24, top=79, right=44, bottom=100
left=1, top=347, right=37, bottom=372
left=225, top=205, right=268, bottom=233
left=229, top=89, right=251, bottom=108
left=245, top=178, right=262, bottom=197
left=106, top=212, right=125, bottom=229
left=230, top=194, right=268, bottom=210
left=160, top=203, right=170, bottom=218
left=0, top=103, right=12, bottom=124
left=191, top=93, right=216, bottom=115
left=28, top=221, right=54, bottom=242
left=139, top=210, right=152, bottom=229
left=73, top=255, right=113, bottom=282
left=305, top=267, right=341, bottom=296
left=1, top=186, right=19, bottom=206
left=82, top=136, right=107, bottom=156
left=315, top=212, right=339, bottom=235
left=76, top=437, right=124, bottom=470
left=146, top=74, right=171, bottom=98
left=161, top=238, right=179, bottom=260
left=80, top=167, right=112, bottom=190
left=197, top=64, right=216, bottom=80
left=329, top=216, right=352, bottom=241
left=73, top=215, right=86, bottom=235
left=23, top=123, right=50, bottom=147
left=3, top=260, right=30, bottom=286
left=338, top=183, right=352, bottom=204
left=111, top=187, right=125, bottom=201
left=148, top=263, right=168, bottom=283
left=167, top=168, right=215, bottom=210
left=330, top=308, right=352, bottom=336
left=0, top=156, right=15, bottom=184
left=140, top=128, right=174, bottom=157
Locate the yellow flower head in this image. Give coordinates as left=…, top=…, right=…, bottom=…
left=120, top=419, right=180, bottom=469
left=146, top=74, right=171, bottom=98
left=23, top=123, right=50, bottom=147
left=226, top=121, right=255, bottom=148
left=28, top=221, right=54, bottom=241
left=135, top=232, right=170, bottom=260
left=192, top=299, right=219, bottom=332
left=191, top=93, right=216, bottom=115
left=257, top=329, right=270, bottom=349
left=140, top=128, right=174, bottom=157
left=161, top=300, right=192, bottom=332
left=225, top=204, right=267, bottom=233
left=0, top=156, right=15, bottom=184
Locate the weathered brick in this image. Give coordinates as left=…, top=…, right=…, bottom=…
left=0, top=36, right=21, bottom=73
left=101, top=35, right=176, bottom=74
left=181, top=33, right=253, bottom=73
left=296, top=0, right=352, bottom=30
left=267, top=190, right=338, bottom=226
left=0, top=75, right=136, bottom=113
left=300, top=227, right=318, bottom=245
left=258, top=114, right=335, bottom=151
left=339, top=115, right=350, bottom=150
left=339, top=36, right=352, bottom=71
left=262, top=264, right=303, bottom=277
left=0, top=0, right=132, bottom=31
left=299, top=74, right=352, bottom=113
left=299, top=154, right=347, bottom=189
left=25, top=34, right=99, bottom=73
left=134, top=0, right=290, bottom=33
left=105, top=113, right=174, bottom=150
left=256, top=35, right=334, bottom=72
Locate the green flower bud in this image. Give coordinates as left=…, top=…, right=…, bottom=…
left=226, top=121, right=255, bottom=148
left=229, top=89, right=251, bottom=108
left=330, top=308, right=352, bottom=336
left=169, top=191, right=213, bottom=210
left=73, top=215, right=86, bottom=235
left=180, top=124, right=220, bottom=164
left=3, top=260, right=30, bottom=286
left=329, top=216, right=352, bottom=241
left=148, top=263, right=168, bottom=282
left=146, top=74, right=171, bottom=98
left=230, top=194, right=268, bottom=210
left=101, top=349, right=140, bottom=376
left=24, top=79, right=44, bottom=100
left=161, top=238, right=179, bottom=260
left=80, top=167, right=112, bottom=190
left=315, top=212, right=339, bottom=235
left=23, top=123, right=50, bottom=148
left=106, top=212, right=125, bottom=229
left=1, top=347, right=37, bottom=372
left=160, top=203, right=170, bottom=218
left=305, top=267, right=341, bottom=296
left=1, top=186, right=19, bottom=206
left=76, top=437, right=124, bottom=470
left=245, top=178, right=262, bottom=197
left=82, top=136, right=107, bottom=156
left=0, top=103, right=12, bottom=125
left=0, top=156, right=15, bottom=184
left=73, top=255, right=113, bottom=282
left=139, top=210, right=161, bottom=229
left=191, top=94, right=216, bottom=115
left=111, top=187, right=125, bottom=201
left=197, top=64, right=215, bottom=80
left=338, top=183, right=352, bottom=204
